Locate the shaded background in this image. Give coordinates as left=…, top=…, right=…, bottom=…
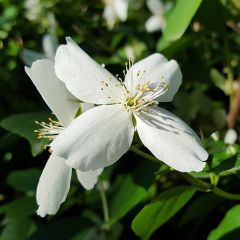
left=0, top=0, right=240, bottom=239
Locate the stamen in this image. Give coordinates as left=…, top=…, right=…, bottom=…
left=100, top=60, right=168, bottom=114
left=123, top=74, right=168, bottom=113
left=34, top=118, right=64, bottom=141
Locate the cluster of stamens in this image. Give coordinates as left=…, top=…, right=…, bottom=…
left=34, top=118, right=64, bottom=141
left=123, top=78, right=168, bottom=113
left=100, top=58, right=168, bottom=113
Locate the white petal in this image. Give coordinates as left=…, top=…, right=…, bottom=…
left=76, top=168, right=103, bottom=190
left=135, top=106, right=208, bottom=172
left=36, top=154, right=72, bottom=217
left=103, top=4, right=117, bottom=29
left=147, top=0, right=172, bottom=15
left=25, top=59, right=79, bottom=127
left=124, top=53, right=182, bottom=102
left=113, top=0, right=128, bottom=21
left=147, top=0, right=164, bottom=15
left=145, top=15, right=165, bottom=33
left=55, top=37, right=124, bottom=104
left=42, top=33, right=58, bottom=60
left=80, top=102, right=95, bottom=112
left=224, top=129, right=238, bottom=145
left=51, top=104, right=134, bottom=171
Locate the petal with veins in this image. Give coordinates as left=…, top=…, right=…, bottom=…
left=135, top=106, right=208, bottom=172
left=25, top=59, right=79, bottom=127
left=36, top=154, right=72, bottom=217
left=76, top=168, right=103, bottom=190
left=55, top=37, right=124, bottom=104
left=124, top=53, right=182, bottom=102
left=51, top=104, right=134, bottom=171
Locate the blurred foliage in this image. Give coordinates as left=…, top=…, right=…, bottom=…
left=0, top=0, right=240, bottom=239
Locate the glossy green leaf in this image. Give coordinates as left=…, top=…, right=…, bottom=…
left=163, top=0, right=203, bottom=41
left=109, top=175, right=147, bottom=224
left=132, top=186, right=195, bottom=240
left=6, top=168, right=41, bottom=192
left=208, top=205, right=240, bottom=240
left=0, top=112, right=49, bottom=156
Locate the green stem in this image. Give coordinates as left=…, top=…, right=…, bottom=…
left=98, top=182, right=110, bottom=230
left=130, top=145, right=240, bottom=201
left=130, top=146, right=159, bottom=163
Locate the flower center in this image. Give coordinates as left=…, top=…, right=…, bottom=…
left=123, top=80, right=168, bottom=113
left=34, top=118, right=64, bottom=141
left=99, top=59, right=169, bottom=112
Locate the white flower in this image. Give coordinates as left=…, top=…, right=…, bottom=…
left=25, top=60, right=102, bottom=217
left=50, top=37, right=208, bottom=173
left=224, top=128, right=238, bottom=145
left=145, top=0, right=172, bottom=33
left=103, top=0, right=128, bottom=29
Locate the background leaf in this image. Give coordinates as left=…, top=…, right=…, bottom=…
left=131, top=186, right=196, bottom=239
left=6, top=168, right=41, bottom=192
left=0, top=112, right=49, bottom=156
left=163, top=0, right=203, bottom=41
left=0, top=218, right=36, bottom=240
left=109, top=175, right=148, bottom=224
left=208, top=205, right=240, bottom=240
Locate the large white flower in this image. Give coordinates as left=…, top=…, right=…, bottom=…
left=50, top=37, right=208, bottom=173
left=103, top=0, right=128, bottom=29
left=25, top=60, right=102, bottom=217
left=145, top=0, right=172, bottom=33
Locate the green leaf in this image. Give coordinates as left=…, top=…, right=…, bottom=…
left=109, top=175, right=147, bottom=224
left=0, top=197, right=36, bottom=224
left=163, top=0, right=203, bottom=41
left=205, top=145, right=240, bottom=174
left=0, top=218, right=36, bottom=240
left=132, top=186, right=196, bottom=240
left=208, top=205, right=240, bottom=240
left=6, top=168, right=41, bottom=192
left=0, top=112, right=49, bottom=156
left=210, top=68, right=226, bottom=92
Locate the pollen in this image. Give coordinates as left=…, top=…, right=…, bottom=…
left=34, top=118, right=64, bottom=141
left=123, top=77, right=168, bottom=113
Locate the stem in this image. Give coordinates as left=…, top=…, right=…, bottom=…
left=211, top=187, right=240, bottom=200
left=98, top=182, right=110, bottom=230
left=130, top=146, right=159, bottom=163
left=130, top=145, right=240, bottom=200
